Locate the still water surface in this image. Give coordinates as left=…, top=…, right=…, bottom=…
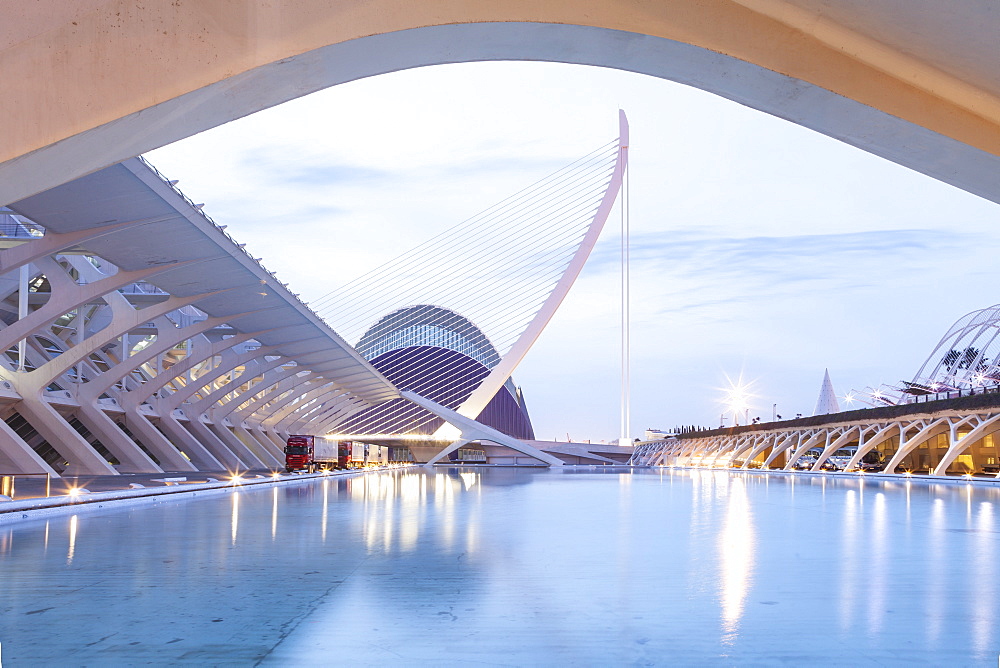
left=1, top=468, right=998, bottom=665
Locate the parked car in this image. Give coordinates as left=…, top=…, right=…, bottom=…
left=791, top=450, right=821, bottom=470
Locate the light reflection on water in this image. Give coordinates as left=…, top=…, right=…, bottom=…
left=839, top=488, right=858, bottom=630
left=974, top=501, right=994, bottom=654
left=0, top=468, right=998, bottom=665
left=718, top=476, right=753, bottom=644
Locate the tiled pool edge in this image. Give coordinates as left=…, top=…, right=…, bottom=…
left=0, top=466, right=418, bottom=526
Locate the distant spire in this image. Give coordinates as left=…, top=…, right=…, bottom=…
left=813, top=369, right=840, bottom=416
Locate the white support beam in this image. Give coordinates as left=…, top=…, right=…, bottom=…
left=402, top=390, right=563, bottom=467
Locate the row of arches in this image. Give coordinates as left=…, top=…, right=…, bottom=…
left=634, top=411, right=1000, bottom=477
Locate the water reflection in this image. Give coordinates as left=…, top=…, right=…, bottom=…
left=321, top=478, right=329, bottom=543
left=867, top=492, right=887, bottom=632
left=718, top=476, right=754, bottom=643
left=973, top=501, right=994, bottom=653
left=839, top=489, right=858, bottom=630
left=230, top=492, right=240, bottom=545
left=1, top=468, right=999, bottom=666
left=67, top=514, right=78, bottom=565
left=271, top=487, right=278, bottom=541
left=928, top=497, right=945, bottom=645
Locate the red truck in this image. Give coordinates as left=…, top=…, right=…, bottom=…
left=285, top=436, right=357, bottom=471
left=284, top=435, right=315, bottom=472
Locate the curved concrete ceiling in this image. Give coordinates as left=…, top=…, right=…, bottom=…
left=0, top=1, right=998, bottom=206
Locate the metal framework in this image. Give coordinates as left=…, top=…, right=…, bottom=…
left=0, top=157, right=397, bottom=477
left=910, top=305, right=1000, bottom=393
left=854, top=304, right=1000, bottom=407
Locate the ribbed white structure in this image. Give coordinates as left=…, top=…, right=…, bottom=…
left=316, top=112, right=629, bottom=436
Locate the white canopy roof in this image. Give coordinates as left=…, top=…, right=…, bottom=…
left=8, top=157, right=399, bottom=406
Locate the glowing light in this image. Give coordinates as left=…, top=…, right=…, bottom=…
left=271, top=471, right=281, bottom=479
left=844, top=393, right=855, bottom=406
left=719, top=372, right=757, bottom=426
left=67, top=487, right=82, bottom=498
left=230, top=475, right=244, bottom=485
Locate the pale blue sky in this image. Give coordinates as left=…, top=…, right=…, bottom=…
left=146, top=61, right=1000, bottom=442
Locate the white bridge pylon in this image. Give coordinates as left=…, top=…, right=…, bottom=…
left=450, top=111, right=630, bottom=428
left=401, top=390, right=564, bottom=467
left=317, top=112, right=629, bottom=453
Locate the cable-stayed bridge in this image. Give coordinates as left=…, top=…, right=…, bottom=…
left=0, top=115, right=628, bottom=476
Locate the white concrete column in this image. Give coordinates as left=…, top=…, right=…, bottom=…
left=0, top=413, right=58, bottom=476
left=122, top=406, right=207, bottom=471
left=14, top=396, right=116, bottom=475
left=156, top=410, right=237, bottom=470
left=202, top=418, right=271, bottom=468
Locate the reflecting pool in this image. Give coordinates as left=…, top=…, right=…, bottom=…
left=1, top=468, right=999, bottom=665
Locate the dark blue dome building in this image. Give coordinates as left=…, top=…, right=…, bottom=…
left=336, top=305, right=535, bottom=440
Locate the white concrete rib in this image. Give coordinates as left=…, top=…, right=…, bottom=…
left=8, top=157, right=398, bottom=405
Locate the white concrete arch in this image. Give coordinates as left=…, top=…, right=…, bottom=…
left=809, top=428, right=862, bottom=472
left=933, top=414, right=1000, bottom=476
left=881, top=418, right=952, bottom=474
left=2, top=2, right=999, bottom=208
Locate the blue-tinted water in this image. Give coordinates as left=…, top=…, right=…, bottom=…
left=1, top=468, right=997, bottom=665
